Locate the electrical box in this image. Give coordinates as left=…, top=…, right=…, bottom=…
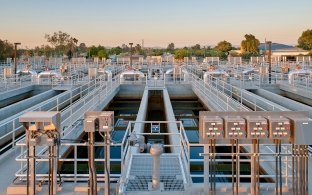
left=20, top=112, right=61, bottom=132
left=200, top=116, right=224, bottom=142
left=99, top=112, right=114, bottom=132
left=268, top=116, right=290, bottom=139
left=290, top=118, right=312, bottom=145
left=224, top=116, right=246, bottom=139
left=246, top=116, right=269, bottom=139
left=84, top=117, right=98, bottom=132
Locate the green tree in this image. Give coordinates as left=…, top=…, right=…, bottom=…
left=97, top=49, right=108, bottom=59
left=191, top=44, right=201, bottom=50
left=45, top=31, right=78, bottom=56
left=174, top=49, right=188, bottom=60
left=134, top=44, right=142, bottom=54
left=215, top=40, right=232, bottom=52
left=108, top=46, right=122, bottom=55
left=167, top=43, right=175, bottom=53
left=241, top=34, right=260, bottom=54
left=298, top=29, right=312, bottom=50
left=0, top=39, right=14, bottom=60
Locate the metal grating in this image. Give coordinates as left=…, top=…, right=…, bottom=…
left=126, top=155, right=185, bottom=191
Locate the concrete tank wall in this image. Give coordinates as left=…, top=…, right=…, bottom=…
left=0, top=89, right=62, bottom=121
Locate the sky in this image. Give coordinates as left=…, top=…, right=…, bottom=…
left=0, top=0, right=311, bottom=49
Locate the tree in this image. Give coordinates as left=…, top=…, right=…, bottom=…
left=240, top=34, right=260, bottom=54
left=174, top=49, right=188, bottom=60
left=134, top=44, right=142, bottom=54
left=167, top=43, right=175, bottom=53
left=97, top=49, right=108, bottom=59
left=78, top=43, right=87, bottom=55
left=45, top=31, right=78, bottom=56
left=0, top=39, right=14, bottom=60
left=191, top=44, right=201, bottom=50
left=215, top=40, right=232, bottom=53
left=108, top=46, right=122, bottom=55
left=298, top=29, right=312, bottom=50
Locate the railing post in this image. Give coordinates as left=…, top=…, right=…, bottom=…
left=74, top=145, right=77, bottom=183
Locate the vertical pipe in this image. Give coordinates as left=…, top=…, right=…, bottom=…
left=292, top=144, right=295, bottom=195
left=105, top=132, right=110, bottom=195
left=204, top=144, right=210, bottom=194
left=236, top=139, right=239, bottom=195
left=279, top=141, right=282, bottom=195
left=213, top=140, right=216, bottom=195
left=88, top=132, right=97, bottom=195
left=150, top=144, right=163, bottom=190
left=267, top=41, right=272, bottom=84
left=231, top=140, right=234, bottom=195
left=257, top=140, right=260, bottom=194
left=29, top=145, right=36, bottom=195
left=275, top=140, right=278, bottom=195
left=305, top=145, right=308, bottom=195
left=251, top=140, right=255, bottom=195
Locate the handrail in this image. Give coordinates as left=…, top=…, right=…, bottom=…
left=119, top=120, right=192, bottom=188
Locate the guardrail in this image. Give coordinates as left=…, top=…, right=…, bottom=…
left=0, top=76, right=120, bottom=155
left=119, top=121, right=192, bottom=188
left=13, top=77, right=121, bottom=182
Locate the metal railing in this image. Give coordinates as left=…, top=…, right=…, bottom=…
left=0, top=74, right=35, bottom=92
left=118, top=121, right=192, bottom=191
left=13, top=77, right=121, bottom=182
left=0, top=76, right=120, bottom=155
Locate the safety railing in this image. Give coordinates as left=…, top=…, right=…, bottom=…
left=0, top=74, right=35, bottom=92
left=119, top=121, right=192, bottom=189
left=190, top=73, right=248, bottom=111
left=13, top=78, right=121, bottom=182
left=187, top=142, right=295, bottom=184
left=0, top=76, right=120, bottom=155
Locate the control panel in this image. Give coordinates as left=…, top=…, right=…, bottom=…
left=84, top=111, right=114, bottom=133
left=84, top=117, right=99, bottom=132
left=246, top=116, right=268, bottom=139
left=99, top=112, right=114, bottom=132
left=224, top=116, right=246, bottom=139
left=268, top=116, right=290, bottom=139
left=202, top=116, right=224, bottom=139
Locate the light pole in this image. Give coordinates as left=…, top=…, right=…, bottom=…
left=129, top=43, right=133, bottom=68
left=266, top=41, right=272, bottom=84
left=14, top=42, right=21, bottom=75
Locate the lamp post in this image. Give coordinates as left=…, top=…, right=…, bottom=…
left=266, top=41, right=272, bottom=84
left=129, top=43, right=133, bottom=68
left=14, top=42, right=21, bottom=75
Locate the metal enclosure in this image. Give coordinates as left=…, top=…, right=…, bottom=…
left=99, top=111, right=114, bottom=132
left=84, top=117, right=99, bottom=132
left=200, top=116, right=224, bottom=142
left=246, top=116, right=268, bottom=139
left=20, top=111, right=61, bottom=131
left=290, top=118, right=312, bottom=145
left=268, top=116, right=291, bottom=139
left=224, top=116, right=246, bottom=139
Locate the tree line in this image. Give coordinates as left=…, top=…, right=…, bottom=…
left=1, top=29, right=312, bottom=61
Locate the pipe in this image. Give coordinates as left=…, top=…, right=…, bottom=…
left=150, top=144, right=163, bottom=190
left=104, top=132, right=110, bottom=195
left=88, top=132, right=97, bottom=195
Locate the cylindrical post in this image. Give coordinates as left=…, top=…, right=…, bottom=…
left=88, top=132, right=97, bottom=195
left=104, top=132, right=110, bottom=195
left=267, top=41, right=272, bottom=84
left=204, top=144, right=210, bottom=194
left=150, top=144, right=163, bottom=190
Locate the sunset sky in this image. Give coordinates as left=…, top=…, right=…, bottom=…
left=1, top=0, right=311, bottom=48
